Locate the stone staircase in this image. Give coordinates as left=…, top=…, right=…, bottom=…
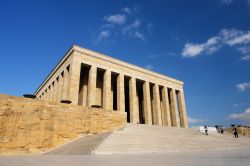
left=46, top=124, right=250, bottom=155
left=45, top=132, right=111, bottom=155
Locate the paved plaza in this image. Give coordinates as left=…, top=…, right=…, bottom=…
left=1, top=149, right=250, bottom=166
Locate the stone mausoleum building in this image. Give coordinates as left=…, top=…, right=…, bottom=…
left=34, top=45, right=188, bottom=128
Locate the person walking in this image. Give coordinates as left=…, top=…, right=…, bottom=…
left=233, top=127, right=239, bottom=138
left=204, top=126, right=208, bottom=135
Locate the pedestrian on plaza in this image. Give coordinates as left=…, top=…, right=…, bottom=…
left=233, top=127, right=239, bottom=138
left=204, top=126, right=208, bottom=135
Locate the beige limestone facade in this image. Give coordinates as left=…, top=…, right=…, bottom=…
left=0, top=94, right=126, bottom=155
left=34, top=45, right=188, bottom=128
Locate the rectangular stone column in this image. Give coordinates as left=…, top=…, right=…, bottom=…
left=67, top=56, right=81, bottom=104
left=117, top=73, right=125, bottom=112
left=82, top=70, right=88, bottom=107
left=47, top=86, right=51, bottom=101
left=52, top=79, right=58, bottom=102
left=178, top=91, right=188, bottom=128
left=129, top=77, right=139, bottom=123
left=169, top=89, right=179, bottom=127
left=161, top=87, right=171, bottom=126
left=87, top=65, right=97, bottom=107
left=153, top=84, right=162, bottom=126
left=57, top=73, right=63, bottom=102
left=49, top=84, right=54, bottom=101
left=61, top=68, right=69, bottom=101
left=44, top=89, right=48, bottom=101
left=103, top=69, right=112, bottom=110
left=143, top=81, right=152, bottom=125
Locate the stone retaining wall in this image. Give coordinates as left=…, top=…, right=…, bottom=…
left=0, top=94, right=126, bottom=155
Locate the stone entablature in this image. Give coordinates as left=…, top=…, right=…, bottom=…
left=34, top=45, right=188, bottom=128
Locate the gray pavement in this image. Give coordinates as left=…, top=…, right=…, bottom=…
left=1, top=149, right=250, bottom=166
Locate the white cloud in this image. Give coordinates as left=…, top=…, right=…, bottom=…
left=145, top=64, right=154, bottom=70
left=134, top=31, right=146, bottom=41
left=122, top=20, right=141, bottom=33
left=122, top=20, right=146, bottom=41
left=187, top=117, right=207, bottom=123
left=226, top=32, right=250, bottom=46
left=182, top=29, right=250, bottom=58
left=228, top=108, right=250, bottom=121
left=122, top=7, right=132, bottom=14
left=182, top=36, right=222, bottom=57
left=238, top=46, right=250, bottom=54
left=236, top=83, right=250, bottom=92
left=241, top=55, right=250, bottom=61
left=95, top=5, right=149, bottom=43
left=103, top=14, right=126, bottom=25
left=220, top=29, right=243, bottom=40
left=96, top=30, right=110, bottom=43
left=182, top=43, right=204, bottom=57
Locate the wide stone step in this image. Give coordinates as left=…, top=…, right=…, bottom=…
left=44, top=124, right=250, bottom=155
left=45, top=132, right=111, bottom=155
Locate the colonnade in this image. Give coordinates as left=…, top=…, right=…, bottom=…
left=37, top=62, right=188, bottom=128
left=38, top=65, right=70, bottom=103
left=73, top=63, right=187, bottom=128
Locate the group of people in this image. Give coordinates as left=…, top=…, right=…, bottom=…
left=203, top=125, right=239, bottom=138
left=215, top=125, right=224, bottom=134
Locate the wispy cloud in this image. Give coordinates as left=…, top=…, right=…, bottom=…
left=241, top=55, right=250, bottom=61
left=134, top=31, right=146, bottom=41
left=145, top=64, right=154, bottom=70
left=103, top=14, right=126, bottom=25
left=187, top=117, right=207, bottom=123
left=94, top=5, right=150, bottom=43
left=233, top=103, right=246, bottom=107
left=147, top=52, right=166, bottom=58
left=226, top=32, right=250, bottom=46
left=236, top=83, right=250, bottom=92
left=227, top=108, right=250, bottom=124
left=147, top=52, right=176, bottom=58
left=182, top=29, right=250, bottom=59
left=121, top=20, right=146, bottom=41
left=218, top=0, right=250, bottom=5
left=122, top=7, right=132, bottom=14
left=238, top=46, right=250, bottom=54
left=218, top=0, right=234, bottom=5
left=182, top=43, right=205, bottom=58
left=96, top=30, right=110, bottom=43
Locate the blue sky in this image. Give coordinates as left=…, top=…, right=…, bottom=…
left=1, top=0, right=250, bottom=127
